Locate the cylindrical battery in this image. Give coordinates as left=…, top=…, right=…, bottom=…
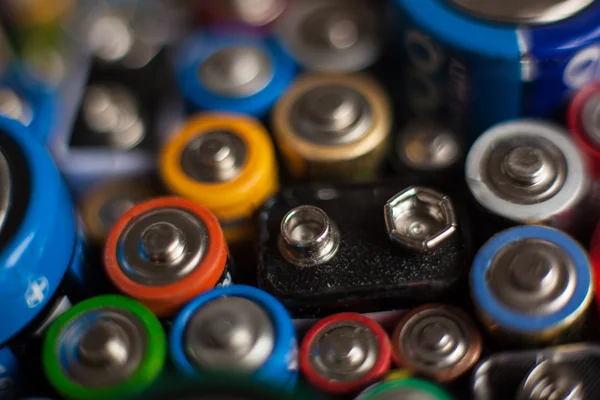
left=196, top=0, right=287, bottom=33
left=392, top=0, right=600, bottom=142
left=354, top=378, right=453, bottom=400
left=160, top=113, right=278, bottom=244
left=42, top=295, right=166, bottom=400
left=272, top=73, right=391, bottom=182
left=568, top=82, right=600, bottom=180
left=174, top=29, right=296, bottom=117
left=104, top=197, right=232, bottom=317
left=471, top=225, right=594, bottom=345
left=0, top=346, right=18, bottom=399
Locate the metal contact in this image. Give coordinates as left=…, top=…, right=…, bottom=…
left=58, top=308, right=147, bottom=388
left=87, top=14, right=134, bottom=63
left=308, top=320, right=379, bottom=382
left=183, top=296, right=275, bottom=371
left=487, top=238, right=577, bottom=316
left=278, top=0, right=380, bottom=72
left=180, top=130, right=248, bottom=183
left=392, top=306, right=481, bottom=382
left=517, top=361, right=584, bottom=400
left=447, top=0, right=595, bottom=24
left=290, top=84, right=373, bottom=146
left=0, top=88, right=33, bottom=127
left=0, top=149, right=10, bottom=233
left=384, top=187, right=457, bottom=252
left=221, top=0, right=286, bottom=26
left=82, top=84, right=145, bottom=150
left=116, top=207, right=209, bottom=286
left=278, top=205, right=340, bottom=267
left=198, top=46, right=274, bottom=97
left=581, top=91, right=600, bottom=148
left=396, top=120, right=461, bottom=171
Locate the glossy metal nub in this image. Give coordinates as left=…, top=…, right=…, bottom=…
left=60, top=310, right=146, bottom=388
left=308, top=320, right=378, bottom=383
left=384, top=187, right=457, bottom=252
left=183, top=296, right=275, bottom=371
left=116, top=208, right=208, bottom=286
left=581, top=91, right=600, bottom=148
left=290, top=84, right=372, bottom=146
left=82, top=84, right=145, bottom=150
left=221, top=0, right=286, bottom=26
left=517, top=361, right=584, bottom=400
left=278, top=205, right=341, bottom=267
left=180, top=130, right=248, bottom=183
left=447, top=0, right=595, bottom=24
left=392, top=305, right=481, bottom=382
left=397, top=120, right=461, bottom=171
left=198, top=46, right=274, bottom=97
left=487, top=238, right=576, bottom=316
left=0, top=88, right=33, bottom=127
left=87, top=14, right=133, bottom=63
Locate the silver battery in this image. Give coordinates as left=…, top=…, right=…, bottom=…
left=82, top=83, right=145, bottom=149
left=58, top=308, right=147, bottom=388
left=308, top=319, right=380, bottom=383
left=216, top=0, right=286, bottom=27
left=447, top=0, right=595, bottom=24
left=115, top=207, right=209, bottom=286
left=465, top=120, right=589, bottom=227
left=198, top=45, right=274, bottom=98
left=516, top=360, right=584, bottom=400
left=581, top=90, right=600, bottom=148
left=181, top=130, right=248, bottom=183
left=277, top=0, right=381, bottom=72
left=278, top=205, right=340, bottom=267
left=0, top=88, right=33, bottom=127
left=183, top=296, right=274, bottom=371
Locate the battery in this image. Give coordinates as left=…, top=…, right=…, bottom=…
left=568, top=82, right=600, bottom=180
left=159, top=113, right=278, bottom=244
left=174, top=29, right=296, bottom=118
left=471, top=225, right=593, bottom=345
left=472, top=343, right=600, bottom=399
left=104, top=196, right=231, bottom=317
left=197, top=0, right=287, bottom=33
left=169, top=285, right=297, bottom=389
left=299, top=312, right=391, bottom=394
left=393, top=0, right=600, bottom=142
left=354, top=378, right=453, bottom=400
left=276, top=0, right=381, bottom=73
left=390, top=303, right=482, bottom=383
left=0, top=346, right=18, bottom=399
left=465, top=119, right=589, bottom=234
left=42, top=295, right=166, bottom=400
left=272, top=73, right=391, bottom=182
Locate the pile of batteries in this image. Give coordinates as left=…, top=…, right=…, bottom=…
left=0, top=0, right=600, bottom=399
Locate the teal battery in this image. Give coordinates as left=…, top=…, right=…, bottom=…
left=392, top=0, right=600, bottom=143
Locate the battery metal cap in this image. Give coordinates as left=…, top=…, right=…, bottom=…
left=202, top=0, right=286, bottom=27
left=354, top=378, right=453, bottom=400
left=396, top=120, right=461, bottom=171
left=277, top=0, right=380, bottom=72
left=0, top=88, right=33, bottom=127
left=104, top=197, right=228, bottom=317
left=568, top=83, right=600, bottom=180
left=517, top=361, right=584, bottom=400
left=384, top=186, right=457, bottom=252
left=447, top=0, right=595, bottom=24
left=300, top=313, right=391, bottom=394
left=466, top=119, right=588, bottom=225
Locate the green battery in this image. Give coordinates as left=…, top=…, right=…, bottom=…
left=43, top=295, right=166, bottom=400
left=354, top=378, right=454, bottom=400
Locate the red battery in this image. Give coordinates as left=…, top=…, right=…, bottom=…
left=589, top=222, right=600, bottom=311
left=299, top=312, right=391, bottom=394
left=568, top=83, right=600, bottom=180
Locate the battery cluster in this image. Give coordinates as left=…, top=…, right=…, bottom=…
left=0, top=0, right=599, bottom=399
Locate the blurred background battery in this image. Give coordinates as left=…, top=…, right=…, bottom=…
left=276, top=0, right=382, bottom=73
left=169, top=285, right=297, bottom=389
left=354, top=377, right=453, bottom=400
left=160, top=113, right=278, bottom=245
left=472, top=343, right=600, bottom=399
left=42, top=295, right=166, bottom=400
left=104, top=197, right=231, bottom=318
left=299, top=312, right=391, bottom=395
left=272, top=73, right=391, bottom=182
left=471, top=225, right=593, bottom=346
left=393, top=0, right=600, bottom=142
left=0, top=347, right=18, bottom=399
left=391, top=303, right=481, bottom=383
left=195, top=0, right=287, bottom=34
left=174, top=29, right=296, bottom=118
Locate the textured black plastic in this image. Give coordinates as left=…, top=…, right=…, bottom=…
left=257, top=178, right=473, bottom=317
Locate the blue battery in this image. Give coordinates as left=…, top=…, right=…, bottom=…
left=175, top=29, right=296, bottom=118
left=471, top=225, right=593, bottom=342
left=170, top=285, right=298, bottom=389
left=0, top=346, right=18, bottom=399
left=393, top=0, right=600, bottom=142
left=0, top=116, right=77, bottom=346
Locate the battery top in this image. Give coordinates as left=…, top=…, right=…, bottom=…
left=446, top=0, right=595, bottom=24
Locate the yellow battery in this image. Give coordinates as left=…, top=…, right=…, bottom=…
left=5, top=0, right=74, bottom=28
left=159, top=112, right=279, bottom=243
left=272, top=73, right=391, bottom=182
left=79, top=177, right=158, bottom=245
